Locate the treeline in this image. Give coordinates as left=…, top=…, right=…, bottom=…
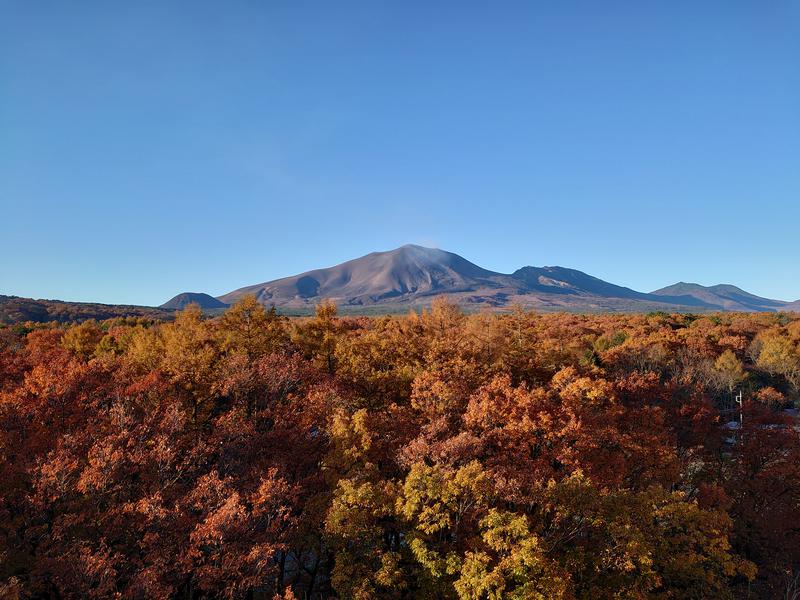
left=0, top=295, right=176, bottom=325
left=1, top=298, right=800, bottom=599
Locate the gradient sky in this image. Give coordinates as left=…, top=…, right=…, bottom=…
left=1, top=1, right=798, bottom=306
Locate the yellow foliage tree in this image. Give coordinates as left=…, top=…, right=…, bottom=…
left=160, top=304, right=219, bottom=422
left=61, top=320, right=104, bottom=361
left=217, top=295, right=287, bottom=360
left=714, top=349, right=746, bottom=394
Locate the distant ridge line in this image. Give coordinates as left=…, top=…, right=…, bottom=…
left=181, top=245, right=797, bottom=314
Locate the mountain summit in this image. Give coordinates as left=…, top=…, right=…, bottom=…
left=218, top=245, right=513, bottom=307
left=167, top=245, right=798, bottom=313
left=160, top=292, right=228, bottom=310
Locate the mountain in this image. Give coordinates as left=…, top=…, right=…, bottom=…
left=650, top=283, right=789, bottom=312
left=218, top=245, right=519, bottom=307
left=512, top=266, right=652, bottom=300
left=3, top=248, right=795, bottom=324
left=160, top=292, right=228, bottom=310
left=207, top=245, right=794, bottom=313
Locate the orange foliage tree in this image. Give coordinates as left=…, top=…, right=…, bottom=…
left=1, top=299, right=799, bottom=598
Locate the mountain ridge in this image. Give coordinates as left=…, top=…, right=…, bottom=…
left=0, top=294, right=175, bottom=324
left=4, top=246, right=798, bottom=324
left=651, top=282, right=788, bottom=312
left=205, top=245, right=797, bottom=313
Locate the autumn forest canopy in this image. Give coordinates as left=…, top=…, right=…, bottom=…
left=2, top=297, right=800, bottom=599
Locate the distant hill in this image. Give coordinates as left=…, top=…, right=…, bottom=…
left=781, top=300, right=800, bottom=313
left=160, top=292, right=228, bottom=310
left=650, top=282, right=789, bottom=312
left=0, top=295, right=174, bottom=325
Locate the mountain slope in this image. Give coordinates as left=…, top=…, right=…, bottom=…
left=219, top=245, right=518, bottom=307
left=217, top=246, right=741, bottom=311
left=785, top=300, right=800, bottom=312
left=513, top=266, right=651, bottom=299
left=651, top=283, right=788, bottom=312
left=160, top=292, right=228, bottom=310
left=158, top=245, right=795, bottom=314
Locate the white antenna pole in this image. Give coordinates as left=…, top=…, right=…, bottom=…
left=735, top=390, right=743, bottom=425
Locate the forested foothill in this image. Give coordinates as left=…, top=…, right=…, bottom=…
left=2, top=297, right=800, bottom=599
left=0, top=295, right=176, bottom=325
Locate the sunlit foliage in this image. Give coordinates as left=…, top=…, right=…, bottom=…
left=1, top=298, right=799, bottom=598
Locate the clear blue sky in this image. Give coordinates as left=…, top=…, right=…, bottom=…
left=1, top=1, right=798, bottom=305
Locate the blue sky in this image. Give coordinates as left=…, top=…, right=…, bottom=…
left=1, top=1, right=798, bottom=305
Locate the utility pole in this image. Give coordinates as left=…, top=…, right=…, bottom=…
left=735, top=390, right=743, bottom=425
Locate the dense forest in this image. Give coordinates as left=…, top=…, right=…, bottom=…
left=0, top=295, right=176, bottom=325
left=1, top=297, right=800, bottom=599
